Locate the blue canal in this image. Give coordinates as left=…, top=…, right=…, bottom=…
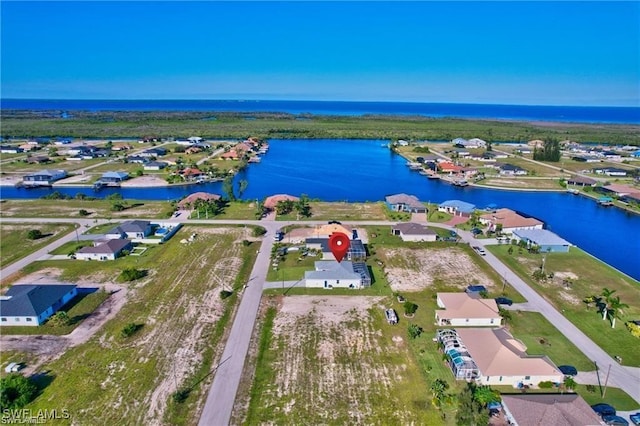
left=1, top=139, right=639, bottom=280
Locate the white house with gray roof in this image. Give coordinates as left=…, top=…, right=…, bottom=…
left=305, top=261, right=371, bottom=289
left=22, top=169, right=67, bottom=186
left=105, top=220, right=152, bottom=240
left=391, top=222, right=437, bottom=242
left=385, top=193, right=427, bottom=213
left=0, top=284, right=78, bottom=326
left=76, top=239, right=133, bottom=261
left=512, top=229, right=571, bottom=253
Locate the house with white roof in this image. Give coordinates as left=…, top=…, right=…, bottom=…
left=304, top=260, right=371, bottom=289
left=435, top=293, right=502, bottom=326
left=0, top=284, right=78, bottom=326
left=512, top=229, right=571, bottom=253
left=385, top=193, right=427, bottom=213
left=23, top=169, right=67, bottom=186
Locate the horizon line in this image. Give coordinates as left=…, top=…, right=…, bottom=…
left=1, top=98, right=639, bottom=109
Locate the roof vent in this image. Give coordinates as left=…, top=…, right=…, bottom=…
left=0, top=296, right=13, bottom=301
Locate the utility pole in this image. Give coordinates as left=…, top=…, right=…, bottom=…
left=602, top=364, right=612, bottom=398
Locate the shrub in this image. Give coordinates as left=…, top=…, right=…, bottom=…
left=121, top=322, right=143, bottom=338
left=242, top=239, right=251, bottom=246
left=118, top=268, right=147, bottom=282
left=26, top=229, right=43, bottom=240
left=408, top=323, right=423, bottom=339
left=404, top=301, right=418, bottom=316
left=172, top=388, right=190, bottom=403
left=626, top=321, right=640, bottom=338
left=538, top=381, right=554, bottom=389
left=0, top=374, right=38, bottom=409
left=220, top=290, right=233, bottom=299
left=48, top=311, right=71, bottom=327
left=78, top=209, right=90, bottom=216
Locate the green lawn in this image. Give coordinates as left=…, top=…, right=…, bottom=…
left=0, top=199, right=173, bottom=219
left=19, top=225, right=258, bottom=425
left=197, top=201, right=259, bottom=220
left=487, top=244, right=640, bottom=366
left=0, top=223, right=75, bottom=268
left=575, top=384, right=640, bottom=411
left=49, top=240, right=95, bottom=255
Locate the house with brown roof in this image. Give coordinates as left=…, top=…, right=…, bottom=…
left=452, top=328, right=563, bottom=387
left=180, top=168, right=203, bottom=180
left=479, top=208, right=544, bottom=235
left=566, top=175, right=597, bottom=186
left=392, top=223, right=437, bottom=242
left=263, top=194, right=300, bottom=211
left=501, top=394, right=605, bottom=426
left=600, top=183, right=640, bottom=197
left=435, top=293, right=502, bottom=326
left=438, top=162, right=464, bottom=174
left=178, top=192, right=221, bottom=209
left=220, top=150, right=239, bottom=160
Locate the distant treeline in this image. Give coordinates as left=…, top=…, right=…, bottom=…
left=1, top=110, right=638, bottom=145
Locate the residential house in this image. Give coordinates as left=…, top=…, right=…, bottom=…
left=528, top=140, right=544, bottom=148
left=99, top=171, right=129, bottom=183
left=438, top=162, right=465, bottom=174
left=138, top=136, right=162, bottom=143
left=435, top=293, right=502, bottom=327
left=499, top=164, right=528, bottom=176
left=0, top=146, right=23, bottom=154
left=127, top=155, right=148, bottom=164
left=437, top=327, right=563, bottom=387
left=593, top=167, right=628, bottom=177
left=305, top=238, right=366, bottom=261
left=112, top=143, right=134, bottom=151
left=185, top=146, right=202, bottom=155
left=566, top=175, right=597, bottom=186
left=599, top=183, right=640, bottom=197
left=178, top=192, right=221, bottom=209
left=220, top=150, right=239, bottom=160
left=501, top=394, right=605, bottom=426
left=25, top=155, right=50, bottom=164
left=143, top=161, right=168, bottom=171
left=76, top=239, right=133, bottom=261
left=391, top=222, right=437, bottom=242
left=105, top=220, right=152, bottom=239
left=512, top=229, right=571, bottom=253
left=263, top=194, right=300, bottom=211
left=479, top=208, right=543, bottom=235
left=572, top=154, right=602, bottom=163
left=140, top=147, right=167, bottom=158
left=438, top=200, right=476, bottom=217
left=452, top=138, right=487, bottom=148
left=304, top=260, right=371, bottom=289
left=632, top=150, right=640, bottom=158
left=23, top=169, right=67, bottom=186
left=19, top=144, right=37, bottom=152
left=0, top=284, right=78, bottom=326
left=385, top=193, right=427, bottom=213
left=180, top=168, right=203, bottom=181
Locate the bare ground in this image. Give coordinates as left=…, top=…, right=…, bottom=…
left=380, top=247, right=495, bottom=292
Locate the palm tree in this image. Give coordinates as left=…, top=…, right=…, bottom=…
left=430, top=379, right=449, bottom=408
left=608, top=296, right=629, bottom=328
left=601, top=288, right=617, bottom=321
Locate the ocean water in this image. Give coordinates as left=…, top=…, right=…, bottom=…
left=1, top=99, right=639, bottom=124
left=2, top=139, right=639, bottom=280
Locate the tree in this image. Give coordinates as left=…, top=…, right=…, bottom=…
left=118, top=268, right=147, bottom=282
left=295, top=194, right=312, bottom=218
left=403, top=301, right=418, bottom=316
left=275, top=199, right=295, bottom=215
left=26, top=229, right=43, bottom=240
left=533, top=138, right=561, bottom=162
left=407, top=323, right=422, bottom=339
left=600, top=288, right=617, bottom=321
left=0, top=374, right=38, bottom=410
left=430, top=379, right=449, bottom=408
left=499, top=307, right=512, bottom=325
left=222, top=176, right=236, bottom=201
left=473, top=385, right=501, bottom=406
left=79, top=209, right=90, bottom=216
left=494, top=223, right=503, bottom=236
left=456, top=383, right=489, bottom=426
left=238, top=179, right=249, bottom=198
left=608, top=296, right=629, bottom=328
left=563, top=375, right=577, bottom=391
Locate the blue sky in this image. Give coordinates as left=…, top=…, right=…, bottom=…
left=1, top=1, right=638, bottom=106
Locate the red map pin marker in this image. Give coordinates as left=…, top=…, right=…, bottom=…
left=329, top=232, right=350, bottom=263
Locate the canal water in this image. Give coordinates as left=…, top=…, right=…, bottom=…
left=1, top=138, right=639, bottom=280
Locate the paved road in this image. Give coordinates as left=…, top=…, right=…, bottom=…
left=3, top=216, right=638, bottom=416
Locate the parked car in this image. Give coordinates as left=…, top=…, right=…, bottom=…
left=602, top=415, right=629, bottom=426
left=328, top=220, right=342, bottom=225
left=466, top=285, right=487, bottom=294
left=4, top=362, right=23, bottom=373
left=495, top=297, right=513, bottom=306
left=472, top=246, right=487, bottom=256
left=592, top=403, right=616, bottom=417
left=557, top=365, right=578, bottom=376
left=385, top=308, right=398, bottom=325
left=629, top=412, right=640, bottom=426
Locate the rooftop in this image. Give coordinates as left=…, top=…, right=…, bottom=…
left=77, top=239, right=132, bottom=254
left=480, top=208, right=543, bottom=229
left=385, top=193, right=425, bottom=209
left=437, top=293, right=500, bottom=320
left=393, top=222, right=437, bottom=235
left=1, top=284, right=77, bottom=317
left=513, top=229, right=571, bottom=247
left=439, top=199, right=476, bottom=213
left=501, top=394, right=605, bottom=426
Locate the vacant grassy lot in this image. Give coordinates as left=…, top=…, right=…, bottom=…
left=274, top=201, right=389, bottom=221
left=0, top=223, right=75, bottom=268
left=239, top=295, right=446, bottom=425
left=477, top=177, right=565, bottom=190
left=488, top=245, right=640, bottom=366
left=17, top=225, right=257, bottom=426
left=191, top=201, right=259, bottom=220
left=0, top=199, right=173, bottom=219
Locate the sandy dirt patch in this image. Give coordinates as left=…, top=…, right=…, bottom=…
left=381, top=247, right=494, bottom=292
left=120, top=175, right=168, bottom=187
left=55, top=174, right=93, bottom=184
left=251, top=295, right=420, bottom=424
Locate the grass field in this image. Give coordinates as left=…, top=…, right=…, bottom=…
left=0, top=199, right=173, bottom=219
left=0, top=223, right=75, bottom=268
left=11, top=225, right=258, bottom=425
left=274, top=201, right=389, bottom=221
left=487, top=244, right=640, bottom=366
left=240, top=295, right=448, bottom=425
